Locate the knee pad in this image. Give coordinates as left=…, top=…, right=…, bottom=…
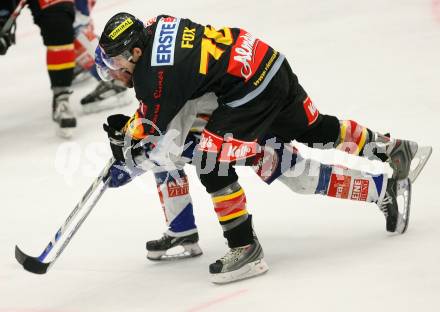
left=154, top=170, right=197, bottom=236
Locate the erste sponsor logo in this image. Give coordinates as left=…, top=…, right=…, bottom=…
left=151, top=17, right=180, bottom=66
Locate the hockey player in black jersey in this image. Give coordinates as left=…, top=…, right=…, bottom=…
left=1, top=0, right=77, bottom=137
left=97, top=13, right=432, bottom=284
left=0, top=0, right=130, bottom=137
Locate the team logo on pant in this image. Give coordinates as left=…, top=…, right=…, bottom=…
left=219, top=137, right=257, bottom=162
left=199, top=130, right=223, bottom=153
left=198, top=130, right=257, bottom=162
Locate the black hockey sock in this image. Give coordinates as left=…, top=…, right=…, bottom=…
left=223, top=214, right=254, bottom=248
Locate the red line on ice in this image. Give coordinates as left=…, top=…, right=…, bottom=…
left=185, top=289, right=249, bottom=312
left=433, top=0, right=440, bottom=23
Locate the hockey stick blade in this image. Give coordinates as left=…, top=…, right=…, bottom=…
left=15, top=245, right=50, bottom=275
left=14, top=158, right=114, bottom=275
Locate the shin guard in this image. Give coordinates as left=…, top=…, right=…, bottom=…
left=154, top=170, right=197, bottom=237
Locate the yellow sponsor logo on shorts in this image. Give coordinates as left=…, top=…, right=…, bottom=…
left=109, top=18, right=134, bottom=40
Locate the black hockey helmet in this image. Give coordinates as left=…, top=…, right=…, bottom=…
left=99, top=12, right=148, bottom=57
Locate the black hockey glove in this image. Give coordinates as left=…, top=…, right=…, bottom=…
left=103, top=114, right=144, bottom=163
left=0, top=12, right=16, bottom=55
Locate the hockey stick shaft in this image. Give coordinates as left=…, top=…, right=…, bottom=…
left=45, top=177, right=111, bottom=271
left=0, top=0, right=27, bottom=36
left=37, top=157, right=115, bottom=261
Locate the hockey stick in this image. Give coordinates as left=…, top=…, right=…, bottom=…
left=0, top=0, right=27, bottom=36
left=15, top=157, right=115, bottom=274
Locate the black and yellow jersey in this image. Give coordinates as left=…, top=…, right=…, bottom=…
left=127, top=15, right=285, bottom=140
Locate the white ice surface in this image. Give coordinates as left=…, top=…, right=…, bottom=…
left=1, top=0, right=439, bottom=311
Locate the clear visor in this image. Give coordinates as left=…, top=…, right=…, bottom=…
left=101, top=50, right=132, bottom=71
left=96, top=63, right=133, bottom=83
left=95, top=46, right=131, bottom=82
left=96, top=63, right=114, bottom=81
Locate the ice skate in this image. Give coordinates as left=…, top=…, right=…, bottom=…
left=375, top=134, right=432, bottom=182
left=80, top=80, right=132, bottom=114
left=378, top=178, right=412, bottom=234
left=52, top=90, right=76, bottom=139
left=209, top=238, right=268, bottom=284
left=146, top=232, right=203, bottom=261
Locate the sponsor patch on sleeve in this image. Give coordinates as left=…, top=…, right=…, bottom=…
left=303, top=96, right=319, bottom=126
left=227, top=29, right=269, bottom=81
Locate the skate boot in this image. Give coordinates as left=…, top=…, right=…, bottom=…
left=209, top=238, right=269, bottom=284
left=374, top=133, right=432, bottom=182
left=80, top=80, right=131, bottom=114
left=146, top=232, right=203, bottom=261
left=378, top=178, right=412, bottom=234
left=52, top=89, right=76, bottom=138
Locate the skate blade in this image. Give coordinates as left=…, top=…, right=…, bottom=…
left=408, top=146, right=432, bottom=183
left=82, top=91, right=133, bottom=115
left=395, top=178, right=412, bottom=234
left=210, top=259, right=269, bottom=284
left=147, top=243, right=203, bottom=261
